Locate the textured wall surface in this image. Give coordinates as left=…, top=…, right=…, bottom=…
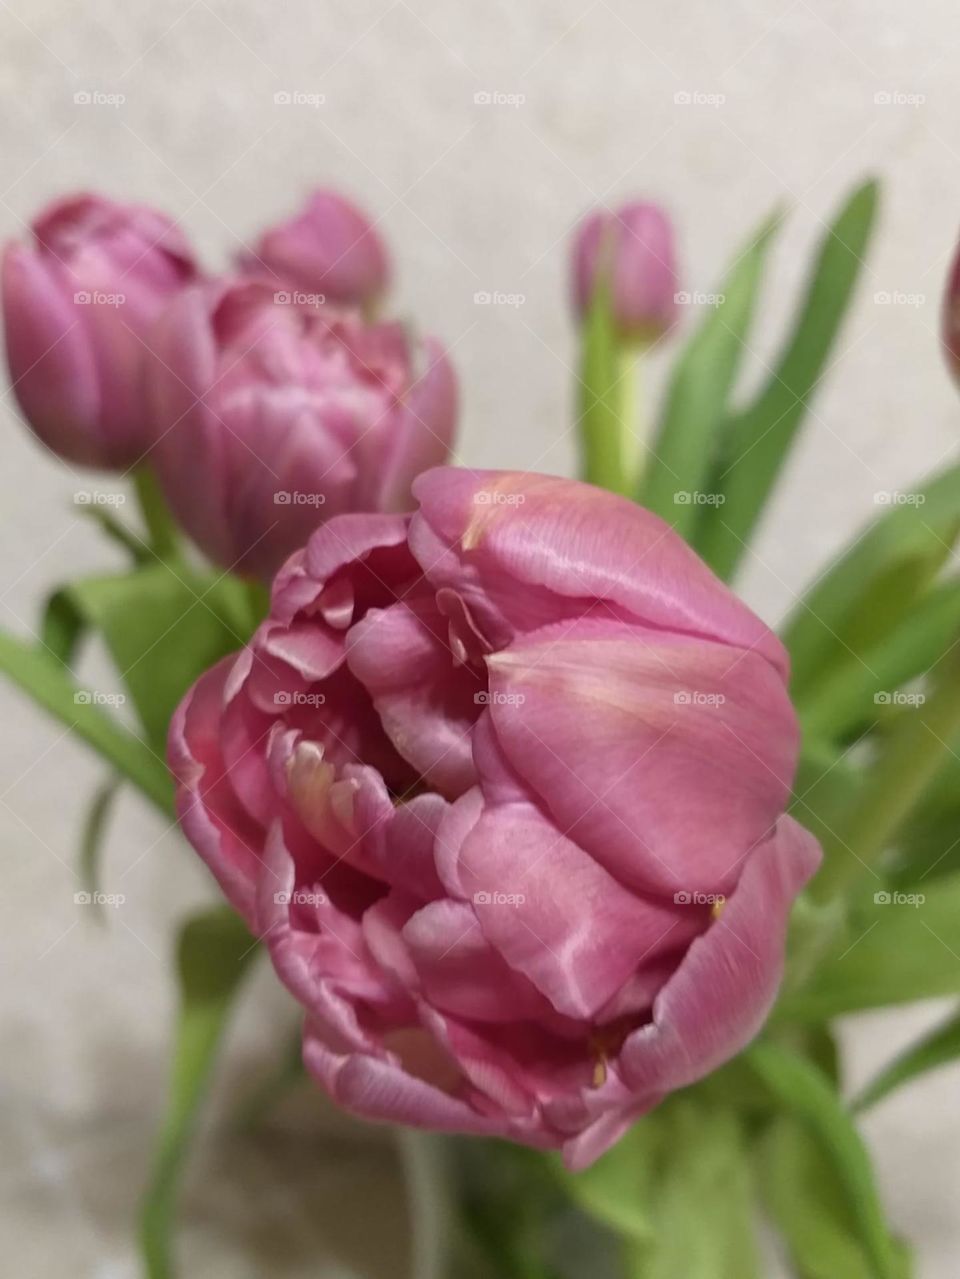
left=1, top=1, right=959, bottom=1274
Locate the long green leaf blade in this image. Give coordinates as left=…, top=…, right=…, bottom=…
left=0, top=628, right=172, bottom=814
left=140, top=908, right=258, bottom=1279
left=746, top=1041, right=898, bottom=1279
left=699, top=179, right=880, bottom=579
left=853, top=1006, right=960, bottom=1113
left=638, top=211, right=781, bottom=541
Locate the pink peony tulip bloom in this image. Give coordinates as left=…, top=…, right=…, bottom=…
left=2, top=193, right=197, bottom=469
left=247, top=189, right=389, bottom=310
left=170, top=469, right=819, bottom=1169
left=572, top=201, right=678, bottom=343
left=147, top=279, right=457, bottom=580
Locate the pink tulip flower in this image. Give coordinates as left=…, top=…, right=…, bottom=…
left=572, top=201, right=678, bottom=343
left=247, top=189, right=389, bottom=310
left=147, top=279, right=457, bottom=580
left=2, top=193, right=197, bottom=468
left=169, top=468, right=819, bottom=1169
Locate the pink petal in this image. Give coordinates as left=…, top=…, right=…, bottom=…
left=618, top=816, right=821, bottom=1096
left=458, top=799, right=704, bottom=1019
left=486, top=618, right=798, bottom=897
left=410, top=468, right=787, bottom=677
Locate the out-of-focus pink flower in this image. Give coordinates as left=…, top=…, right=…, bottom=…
left=247, top=190, right=389, bottom=310
left=169, top=468, right=819, bottom=1169
left=2, top=193, right=197, bottom=468
left=572, top=201, right=678, bottom=343
left=942, top=238, right=960, bottom=384
left=147, top=279, right=457, bottom=580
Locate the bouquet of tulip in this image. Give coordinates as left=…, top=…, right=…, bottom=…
left=3, top=175, right=959, bottom=1279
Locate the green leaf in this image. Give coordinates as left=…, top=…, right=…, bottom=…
left=853, top=1005, right=960, bottom=1113
left=0, top=628, right=172, bottom=814
left=745, top=1042, right=898, bottom=1279
left=699, top=179, right=880, bottom=580
left=759, top=1118, right=911, bottom=1279
left=637, top=1102, right=760, bottom=1279
left=40, top=587, right=87, bottom=667
left=74, top=497, right=151, bottom=562
left=79, top=776, right=121, bottom=914
left=61, top=560, right=258, bottom=752
left=555, top=1101, right=760, bottom=1278
left=578, top=277, right=631, bottom=495
left=782, top=461, right=960, bottom=697
left=778, top=870, right=960, bottom=1019
left=553, top=1113, right=662, bottom=1243
left=140, top=907, right=258, bottom=1279
left=798, top=579, right=960, bottom=742
left=638, top=210, right=781, bottom=541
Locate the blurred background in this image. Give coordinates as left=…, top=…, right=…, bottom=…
left=1, top=1, right=959, bottom=1274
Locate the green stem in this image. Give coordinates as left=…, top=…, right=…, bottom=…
left=577, top=286, right=630, bottom=495
left=133, top=466, right=180, bottom=560
left=398, top=1131, right=450, bottom=1279
left=812, top=652, right=960, bottom=901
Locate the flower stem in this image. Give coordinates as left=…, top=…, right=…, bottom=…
left=133, top=465, right=179, bottom=560
left=397, top=1130, right=450, bottom=1279
left=577, top=286, right=630, bottom=495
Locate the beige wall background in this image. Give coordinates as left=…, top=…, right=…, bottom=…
left=1, top=1, right=959, bottom=1274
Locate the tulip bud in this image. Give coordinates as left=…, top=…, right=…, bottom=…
left=572, top=201, right=678, bottom=344
left=2, top=193, right=197, bottom=469
left=942, top=237, right=960, bottom=384
left=248, top=189, right=389, bottom=309
left=148, top=279, right=456, bottom=580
